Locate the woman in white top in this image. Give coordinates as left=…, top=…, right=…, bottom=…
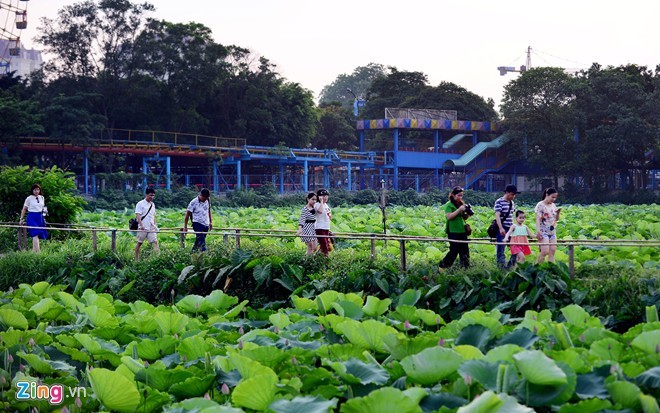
left=314, top=189, right=332, bottom=256
left=19, top=183, right=49, bottom=253
left=535, top=187, right=562, bottom=264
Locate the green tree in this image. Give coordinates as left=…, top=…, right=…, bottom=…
left=0, top=166, right=86, bottom=224
left=500, top=67, right=577, bottom=188
left=42, top=93, right=105, bottom=146
left=313, top=102, right=357, bottom=150
left=319, top=63, right=386, bottom=109
left=572, top=64, right=659, bottom=189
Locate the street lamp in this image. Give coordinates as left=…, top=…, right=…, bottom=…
left=346, top=88, right=361, bottom=117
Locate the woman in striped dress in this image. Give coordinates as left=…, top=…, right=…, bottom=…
left=296, top=192, right=318, bottom=255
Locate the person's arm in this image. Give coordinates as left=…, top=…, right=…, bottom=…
left=503, top=225, right=515, bottom=242
left=526, top=224, right=536, bottom=239
left=208, top=204, right=213, bottom=231
left=315, top=201, right=324, bottom=214
left=495, top=210, right=505, bottom=235
left=184, top=210, right=192, bottom=232
left=19, top=204, right=27, bottom=224
left=445, top=204, right=465, bottom=221
left=535, top=208, right=543, bottom=240
left=136, top=212, right=144, bottom=230
left=556, top=207, right=562, bottom=221
left=296, top=210, right=305, bottom=235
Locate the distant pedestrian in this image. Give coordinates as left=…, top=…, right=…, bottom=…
left=184, top=188, right=213, bottom=252
left=535, top=188, right=561, bottom=263
left=19, top=183, right=48, bottom=253
left=134, top=188, right=159, bottom=261
left=438, top=186, right=472, bottom=270
left=494, top=184, right=518, bottom=269
left=296, top=192, right=318, bottom=255
left=503, top=210, right=536, bottom=269
left=314, top=188, right=332, bottom=256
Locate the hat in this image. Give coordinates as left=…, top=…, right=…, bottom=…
left=317, top=189, right=329, bottom=196
left=504, top=184, right=520, bottom=194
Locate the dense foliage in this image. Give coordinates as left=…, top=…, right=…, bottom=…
left=0, top=282, right=658, bottom=412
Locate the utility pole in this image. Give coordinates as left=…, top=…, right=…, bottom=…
left=497, top=46, right=532, bottom=76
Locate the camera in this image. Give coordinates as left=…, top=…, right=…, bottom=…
left=463, top=203, right=474, bottom=216
left=42, top=207, right=49, bottom=217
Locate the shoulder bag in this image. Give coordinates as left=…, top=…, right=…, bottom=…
left=129, top=203, right=153, bottom=230
left=488, top=201, right=512, bottom=239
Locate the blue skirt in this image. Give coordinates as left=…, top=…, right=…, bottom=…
left=27, top=212, right=48, bottom=239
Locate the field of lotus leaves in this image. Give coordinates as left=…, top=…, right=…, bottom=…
left=0, top=282, right=658, bottom=412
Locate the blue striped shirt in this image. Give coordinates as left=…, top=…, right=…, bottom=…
left=494, top=197, right=514, bottom=229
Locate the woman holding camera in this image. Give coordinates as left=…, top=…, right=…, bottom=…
left=18, top=183, right=49, bottom=253
left=535, top=187, right=561, bottom=263
left=438, top=186, right=471, bottom=270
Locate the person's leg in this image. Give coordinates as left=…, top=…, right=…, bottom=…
left=537, top=237, right=549, bottom=263
left=32, top=236, right=40, bottom=253
left=458, top=235, right=470, bottom=268
left=440, top=234, right=460, bottom=268
left=192, top=222, right=208, bottom=252
left=135, top=241, right=143, bottom=261
left=547, top=238, right=557, bottom=262
left=316, top=229, right=329, bottom=256
left=305, top=241, right=315, bottom=255
left=496, top=232, right=506, bottom=267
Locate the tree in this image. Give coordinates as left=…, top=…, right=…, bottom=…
left=313, top=102, right=357, bottom=150
left=572, top=64, right=659, bottom=190
left=319, top=63, right=386, bottom=109
left=0, top=166, right=86, bottom=224
left=500, top=67, right=577, bottom=188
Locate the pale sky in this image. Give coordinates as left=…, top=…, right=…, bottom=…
left=13, top=0, right=660, bottom=112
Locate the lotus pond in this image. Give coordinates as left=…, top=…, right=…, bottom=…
left=0, top=282, right=658, bottom=412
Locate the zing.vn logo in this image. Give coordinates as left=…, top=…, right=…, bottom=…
left=15, top=381, right=87, bottom=405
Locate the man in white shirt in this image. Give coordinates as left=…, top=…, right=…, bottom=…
left=184, top=188, right=213, bottom=252
left=134, top=188, right=160, bottom=260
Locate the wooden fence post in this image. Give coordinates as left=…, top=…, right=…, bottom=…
left=92, top=229, right=98, bottom=252
left=370, top=234, right=376, bottom=259
left=17, top=226, right=24, bottom=251
left=568, top=244, right=575, bottom=279
left=223, top=232, right=229, bottom=243
left=111, top=229, right=117, bottom=254
left=235, top=229, right=241, bottom=248
left=399, top=239, right=407, bottom=272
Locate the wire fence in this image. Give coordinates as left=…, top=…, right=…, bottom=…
left=1, top=223, right=658, bottom=278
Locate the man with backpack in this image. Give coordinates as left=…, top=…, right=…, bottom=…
left=494, top=184, right=519, bottom=269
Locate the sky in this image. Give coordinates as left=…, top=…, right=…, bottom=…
left=12, top=0, right=660, bottom=113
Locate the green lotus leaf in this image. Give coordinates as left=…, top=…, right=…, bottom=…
left=635, top=366, right=660, bottom=389
left=203, top=290, right=239, bottom=312
left=228, top=352, right=277, bottom=380
left=88, top=367, right=141, bottom=412
left=382, top=334, right=440, bottom=361
left=606, top=380, right=641, bottom=409
left=561, top=305, right=600, bottom=328
left=458, top=310, right=504, bottom=336
left=515, top=361, right=576, bottom=407
left=134, top=365, right=194, bottom=391
left=74, top=333, right=121, bottom=356
left=454, top=345, right=485, bottom=360
left=56, top=291, right=83, bottom=311
left=223, top=300, right=249, bottom=320
left=331, top=300, right=364, bottom=319
left=416, top=309, right=445, bottom=326
left=631, top=330, right=660, bottom=354
left=123, top=313, right=160, bottom=334
left=457, top=391, right=534, bottom=413
left=81, top=290, right=115, bottom=314
left=136, top=387, right=172, bottom=412
left=0, top=329, right=51, bottom=347
left=485, top=344, right=523, bottom=364
left=639, top=394, right=660, bottom=413
left=120, top=356, right=146, bottom=374
left=84, top=305, right=119, bottom=328
left=316, top=290, right=340, bottom=313
left=340, top=387, right=422, bottom=413
left=169, top=374, right=216, bottom=398
left=154, top=311, right=189, bottom=335
left=335, top=319, right=398, bottom=353
left=0, top=308, right=28, bottom=329
left=29, top=297, right=66, bottom=321
left=232, top=374, right=278, bottom=411
left=16, top=351, right=76, bottom=375
left=128, top=300, right=156, bottom=314
left=269, top=312, right=291, bottom=329
left=31, top=281, right=52, bottom=296
left=363, top=296, right=391, bottom=317
left=134, top=336, right=178, bottom=360
left=269, top=395, right=338, bottom=413
left=241, top=346, right=289, bottom=369
left=326, top=357, right=390, bottom=385
left=167, top=397, right=240, bottom=412
left=401, top=346, right=463, bottom=386
left=176, top=294, right=205, bottom=314
left=588, top=338, right=624, bottom=362
left=455, top=324, right=492, bottom=352
left=513, top=350, right=567, bottom=385
left=51, top=342, right=92, bottom=363
left=496, top=328, right=538, bottom=349
left=396, top=289, right=421, bottom=308
left=458, top=360, right=501, bottom=391
left=178, top=334, right=209, bottom=361
left=391, top=305, right=419, bottom=323
left=574, top=372, right=609, bottom=399
left=557, top=398, right=612, bottom=413
left=315, top=343, right=367, bottom=361
left=291, top=295, right=317, bottom=312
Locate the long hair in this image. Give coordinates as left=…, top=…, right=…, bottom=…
left=449, top=186, right=464, bottom=207
left=541, top=187, right=557, bottom=200
left=306, top=192, right=316, bottom=202
left=31, top=183, right=42, bottom=195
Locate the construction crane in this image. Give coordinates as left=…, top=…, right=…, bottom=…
left=497, top=46, right=532, bottom=76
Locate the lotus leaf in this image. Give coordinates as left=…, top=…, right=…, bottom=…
left=154, top=311, right=189, bottom=335
left=269, top=395, right=338, bottom=413
left=513, top=350, right=567, bottom=385
left=325, top=357, right=389, bottom=385
left=557, top=398, right=612, bottom=413
left=232, top=373, right=278, bottom=411
left=606, top=380, right=642, bottom=409
left=631, top=330, right=660, bottom=354
left=0, top=308, right=28, bottom=329
left=401, top=346, right=463, bottom=386
left=88, top=367, right=141, bottom=412
left=169, top=374, right=216, bottom=398
left=362, top=296, right=392, bottom=317
left=335, top=319, right=398, bottom=352
left=340, top=387, right=423, bottom=413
